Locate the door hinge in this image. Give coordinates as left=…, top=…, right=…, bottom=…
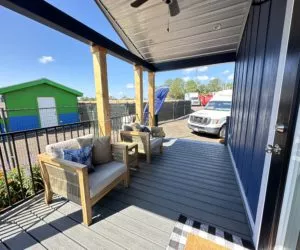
left=265, top=144, right=282, bottom=155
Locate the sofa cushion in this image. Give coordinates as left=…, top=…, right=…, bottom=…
left=89, top=161, right=126, bottom=198
left=92, top=136, right=112, bottom=165
left=45, top=134, right=95, bottom=159
left=122, top=124, right=133, bottom=131
left=63, top=146, right=94, bottom=173
left=46, top=138, right=80, bottom=159
left=131, top=123, right=142, bottom=131
left=77, top=134, right=94, bottom=148
left=150, top=137, right=163, bottom=150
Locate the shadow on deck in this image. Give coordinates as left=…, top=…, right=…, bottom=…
left=0, top=139, right=252, bottom=250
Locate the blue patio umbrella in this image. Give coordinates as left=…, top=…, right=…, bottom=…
left=143, top=87, right=169, bottom=124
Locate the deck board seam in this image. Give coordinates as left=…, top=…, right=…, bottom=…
left=120, top=185, right=248, bottom=224
left=130, top=176, right=245, bottom=212
left=110, top=189, right=251, bottom=240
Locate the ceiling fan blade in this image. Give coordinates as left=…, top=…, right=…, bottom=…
left=169, top=0, right=180, bottom=16
left=130, top=0, right=149, bottom=8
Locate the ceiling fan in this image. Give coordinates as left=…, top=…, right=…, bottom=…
left=130, top=0, right=180, bottom=17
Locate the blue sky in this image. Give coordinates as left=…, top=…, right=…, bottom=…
left=0, top=0, right=235, bottom=98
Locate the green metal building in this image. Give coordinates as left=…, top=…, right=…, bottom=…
left=0, top=78, right=83, bottom=132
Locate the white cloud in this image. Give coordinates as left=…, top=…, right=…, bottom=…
left=183, top=76, right=190, bottom=81
left=198, top=66, right=208, bottom=72
left=210, top=77, right=216, bottom=80
left=228, top=73, right=234, bottom=81
left=183, top=66, right=208, bottom=74
left=38, top=56, right=54, bottom=64
left=126, top=83, right=134, bottom=89
left=197, top=75, right=209, bottom=81
left=222, top=70, right=230, bottom=75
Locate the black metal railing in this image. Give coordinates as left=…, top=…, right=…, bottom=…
left=0, top=120, right=98, bottom=213
left=110, top=114, right=136, bottom=142
left=0, top=114, right=137, bottom=213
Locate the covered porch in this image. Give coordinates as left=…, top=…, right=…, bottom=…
left=0, top=139, right=252, bottom=249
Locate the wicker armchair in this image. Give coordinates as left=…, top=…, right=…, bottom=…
left=38, top=135, right=129, bottom=226
left=120, top=126, right=164, bottom=163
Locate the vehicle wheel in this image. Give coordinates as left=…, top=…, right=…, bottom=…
left=219, top=125, right=226, bottom=138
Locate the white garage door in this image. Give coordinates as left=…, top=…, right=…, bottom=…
left=37, top=97, right=58, bottom=128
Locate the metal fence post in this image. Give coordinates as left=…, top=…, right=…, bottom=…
left=173, top=102, right=175, bottom=120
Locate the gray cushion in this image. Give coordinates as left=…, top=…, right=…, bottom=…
left=150, top=137, right=163, bottom=150
left=77, top=134, right=94, bottom=148
left=122, top=124, right=133, bottom=131
left=131, top=123, right=142, bottom=131
left=45, top=134, right=94, bottom=159
left=92, top=136, right=112, bottom=165
left=89, top=161, right=126, bottom=198
left=46, top=138, right=80, bottom=159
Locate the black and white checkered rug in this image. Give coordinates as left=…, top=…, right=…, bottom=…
left=167, top=215, right=254, bottom=250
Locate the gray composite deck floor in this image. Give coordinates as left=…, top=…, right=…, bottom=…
left=0, top=139, right=252, bottom=250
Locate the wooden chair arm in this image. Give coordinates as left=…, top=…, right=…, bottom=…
left=111, top=144, right=129, bottom=166
left=120, top=130, right=149, bottom=138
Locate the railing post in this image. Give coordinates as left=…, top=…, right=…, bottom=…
left=148, top=72, right=155, bottom=127
left=91, top=45, right=111, bottom=136
left=134, top=65, right=143, bottom=124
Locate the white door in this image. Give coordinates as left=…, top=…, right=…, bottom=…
left=37, top=97, right=58, bottom=128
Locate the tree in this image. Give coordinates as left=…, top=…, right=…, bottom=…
left=165, top=78, right=185, bottom=99
left=185, top=80, right=198, bottom=93
left=79, top=96, right=96, bottom=101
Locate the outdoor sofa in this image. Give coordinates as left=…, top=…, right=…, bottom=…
left=38, top=134, right=130, bottom=226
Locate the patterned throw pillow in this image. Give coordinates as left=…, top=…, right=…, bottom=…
left=63, top=146, right=94, bottom=173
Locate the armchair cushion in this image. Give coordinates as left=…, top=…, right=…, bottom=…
left=150, top=137, right=163, bottom=150
left=92, top=136, right=112, bottom=165
left=63, top=146, right=94, bottom=173
left=122, top=124, right=133, bottom=131
left=46, top=138, right=80, bottom=159
left=77, top=134, right=94, bottom=148
left=89, top=161, right=126, bottom=198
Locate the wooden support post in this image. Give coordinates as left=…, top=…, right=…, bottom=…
left=134, top=65, right=143, bottom=124
left=91, top=45, right=111, bottom=136
left=148, top=72, right=155, bottom=127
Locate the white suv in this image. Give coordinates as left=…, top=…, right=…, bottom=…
left=188, top=90, right=232, bottom=138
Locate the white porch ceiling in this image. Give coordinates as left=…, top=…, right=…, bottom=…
left=96, top=0, right=252, bottom=64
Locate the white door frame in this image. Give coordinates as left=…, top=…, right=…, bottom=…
left=253, top=0, right=294, bottom=248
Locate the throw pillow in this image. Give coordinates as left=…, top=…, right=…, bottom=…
left=123, top=124, right=133, bottom=131
left=92, top=136, right=112, bottom=165
left=140, top=125, right=150, bottom=133
left=63, top=146, right=94, bottom=173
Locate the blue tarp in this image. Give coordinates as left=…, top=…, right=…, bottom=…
left=143, top=87, right=169, bottom=124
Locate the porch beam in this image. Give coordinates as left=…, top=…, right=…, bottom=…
left=134, top=65, right=143, bottom=124
left=153, top=52, right=236, bottom=72
left=148, top=72, right=155, bottom=127
left=0, top=0, right=155, bottom=71
left=91, top=45, right=111, bottom=136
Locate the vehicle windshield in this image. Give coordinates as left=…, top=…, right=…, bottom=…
left=191, top=97, right=198, bottom=100
left=205, top=101, right=231, bottom=111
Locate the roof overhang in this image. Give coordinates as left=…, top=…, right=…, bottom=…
left=0, top=0, right=251, bottom=72
left=95, top=0, right=251, bottom=68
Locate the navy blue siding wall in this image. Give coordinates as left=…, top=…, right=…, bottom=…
left=229, top=0, right=287, bottom=219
